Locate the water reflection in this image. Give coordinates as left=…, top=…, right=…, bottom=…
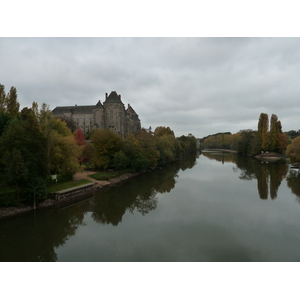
left=91, top=154, right=197, bottom=226
left=0, top=199, right=91, bottom=261
left=0, top=154, right=197, bottom=262
left=202, top=151, right=289, bottom=200
left=235, top=156, right=288, bottom=200
left=287, top=169, right=300, bottom=200
left=202, top=150, right=235, bottom=164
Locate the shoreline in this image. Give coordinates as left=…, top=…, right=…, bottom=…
left=0, top=171, right=141, bottom=220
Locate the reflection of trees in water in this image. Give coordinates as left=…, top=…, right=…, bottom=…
left=204, top=153, right=289, bottom=200
left=0, top=155, right=198, bottom=261
left=202, top=152, right=237, bottom=164
left=0, top=199, right=91, bottom=261
left=234, top=156, right=288, bottom=200
left=92, top=154, right=197, bottom=226
left=286, top=170, right=300, bottom=201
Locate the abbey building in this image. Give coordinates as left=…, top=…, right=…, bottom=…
left=52, top=91, right=141, bottom=137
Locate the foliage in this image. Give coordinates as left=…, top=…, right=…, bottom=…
left=0, top=83, right=198, bottom=206
left=201, top=132, right=232, bottom=149
left=81, top=143, right=94, bottom=168
left=48, top=131, right=81, bottom=176
left=134, top=129, right=159, bottom=168
left=0, top=107, right=48, bottom=203
left=202, top=113, right=288, bottom=156
left=285, top=130, right=300, bottom=143
left=37, top=104, right=81, bottom=178
left=5, top=86, right=19, bottom=117
left=74, top=128, right=86, bottom=146
left=0, top=84, right=6, bottom=113
left=91, top=129, right=122, bottom=169
left=286, top=136, right=300, bottom=162
left=258, top=113, right=269, bottom=150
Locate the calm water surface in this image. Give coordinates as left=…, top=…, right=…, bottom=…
left=1, top=151, right=300, bottom=262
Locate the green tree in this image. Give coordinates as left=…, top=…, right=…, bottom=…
left=91, top=129, right=122, bottom=169
left=0, top=84, right=6, bottom=113
left=48, top=131, right=80, bottom=177
left=135, top=129, right=160, bottom=168
left=286, top=136, right=300, bottom=162
left=38, top=103, right=81, bottom=179
left=258, top=113, right=269, bottom=150
left=0, top=108, right=48, bottom=203
left=81, top=143, right=94, bottom=168
left=5, top=86, right=19, bottom=117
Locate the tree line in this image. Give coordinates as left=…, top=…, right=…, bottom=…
left=201, top=113, right=296, bottom=156
left=0, top=84, right=197, bottom=206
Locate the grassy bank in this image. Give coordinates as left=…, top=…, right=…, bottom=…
left=47, top=179, right=93, bottom=193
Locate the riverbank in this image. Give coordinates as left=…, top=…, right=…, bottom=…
left=0, top=171, right=141, bottom=220
left=202, top=149, right=285, bottom=161
left=202, top=149, right=237, bottom=153
left=254, top=152, right=284, bottom=162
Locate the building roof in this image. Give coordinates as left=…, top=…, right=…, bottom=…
left=104, top=91, right=122, bottom=103
left=52, top=104, right=96, bottom=115
left=127, top=104, right=140, bottom=120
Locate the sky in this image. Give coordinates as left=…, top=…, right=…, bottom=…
left=1, top=37, right=300, bottom=138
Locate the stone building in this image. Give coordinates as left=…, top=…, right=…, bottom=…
left=51, top=91, right=141, bottom=137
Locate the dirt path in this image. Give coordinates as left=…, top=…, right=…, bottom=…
left=73, top=170, right=111, bottom=187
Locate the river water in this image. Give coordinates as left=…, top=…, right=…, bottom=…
left=1, top=151, right=300, bottom=262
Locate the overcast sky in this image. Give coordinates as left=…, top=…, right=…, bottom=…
left=1, top=37, right=299, bottom=138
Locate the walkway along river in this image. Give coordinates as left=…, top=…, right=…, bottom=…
left=1, top=151, right=300, bottom=262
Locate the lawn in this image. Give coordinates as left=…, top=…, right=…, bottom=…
left=47, top=179, right=93, bottom=193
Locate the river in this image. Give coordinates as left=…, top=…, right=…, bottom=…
left=1, top=151, right=300, bottom=262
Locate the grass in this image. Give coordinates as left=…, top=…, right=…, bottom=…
left=47, top=179, right=93, bottom=193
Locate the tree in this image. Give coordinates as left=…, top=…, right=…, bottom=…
left=286, top=136, right=300, bottom=162
left=257, top=113, right=268, bottom=150
left=0, top=84, right=6, bottom=113
left=135, top=129, right=160, bottom=168
left=74, top=128, right=86, bottom=164
left=5, top=86, right=19, bottom=117
left=154, top=126, right=175, bottom=138
left=81, top=143, right=94, bottom=168
left=48, top=131, right=80, bottom=177
left=0, top=108, right=48, bottom=203
left=74, top=128, right=86, bottom=146
left=267, top=114, right=279, bottom=151
left=38, top=103, right=81, bottom=179
left=91, top=129, right=122, bottom=169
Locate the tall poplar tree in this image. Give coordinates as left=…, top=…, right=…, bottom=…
left=5, top=86, right=19, bottom=117
left=268, top=114, right=279, bottom=151
left=0, top=84, right=6, bottom=113
left=257, top=113, right=269, bottom=150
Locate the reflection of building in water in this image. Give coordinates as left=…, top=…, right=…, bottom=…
left=52, top=91, right=141, bottom=137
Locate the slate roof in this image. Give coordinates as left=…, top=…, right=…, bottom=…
left=51, top=100, right=104, bottom=115
left=127, top=104, right=139, bottom=120
left=52, top=105, right=96, bottom=115
left=104, top=91, right=122, bottom=103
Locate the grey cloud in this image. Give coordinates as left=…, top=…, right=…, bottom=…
left=1, top=37, right=300, bottom=137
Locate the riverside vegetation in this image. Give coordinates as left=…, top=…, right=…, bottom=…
left=0, top=84, right=197, bottom=207
left=1, top=84, right=300, bottom=208
left=201, top=112, right=300, bottom=162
